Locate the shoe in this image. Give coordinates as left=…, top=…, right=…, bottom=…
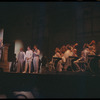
left=23, top=71, right=26, bottom=73
left=76, top=70, right=80, bottom=72
left=81, top=69, right=85, bottom=72
left=33, top=72, right=36, bottom=74
left=64, top=69, right=67, bottom=71
left=72, top=70, right=75, bottom=72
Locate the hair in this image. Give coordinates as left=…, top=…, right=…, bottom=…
left=20, top=47, right=23, bottom=50
left=66, top=46, right=71, bottom=50
left=55, top=48, right=60, bottom=53
left=83, top=43, right=88, bottom=49
left=34, top=45, right=38, bottom=48
left=27, top=46, right=31, bottom=49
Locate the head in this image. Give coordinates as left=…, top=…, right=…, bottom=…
left=20, top=48, right=23, bottom=52
left=74, top=49, right=77, bottom=54
left=66, top=45, right=71, bottom=50
left=83, top=43, right=89, bottom=49
left=34, top=45, right=38, bottom=50
left=75, top=43, right=78, bottom=46
left=0, top=39, right=2, bottom=42
left=91, top=40, right=96, bottom=44
left=66, top=44, right=70, bottom=49
left=27, top=46, right=31, bottom=50
left=62, top=45, right=66, bottom=51
left=55, top=47, right=60, bottom=53
left=89, top=46, right=93, bottom=52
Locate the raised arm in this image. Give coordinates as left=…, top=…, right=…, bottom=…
left=34, top=50, right=40, bottom=56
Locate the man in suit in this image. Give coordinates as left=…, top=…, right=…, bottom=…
left=33, top=45, right=40, bottom=74
left=17, top=48, right=25, bottom=73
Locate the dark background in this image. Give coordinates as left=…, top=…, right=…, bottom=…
left=0, top=2, right=100, bottom=61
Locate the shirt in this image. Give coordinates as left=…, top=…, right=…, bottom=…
left=62, top=50, right=73, bottom=62
left=25, top=50, right=33, bottom=61
left=18, top=51, right=25, bottom=61
left=80, top=48, right=90, bottom=61
left=33, top=49, right=40, bottom=57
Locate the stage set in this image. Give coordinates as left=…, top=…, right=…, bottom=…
left=0, top=2, right=100, bottom=99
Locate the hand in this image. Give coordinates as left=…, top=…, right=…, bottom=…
left=27, top=58, right=29, bottom=60
left=75, top=43, right=78, bottom=46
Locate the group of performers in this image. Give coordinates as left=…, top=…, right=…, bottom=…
left=50, top=40, right=98, bottom=72
left=16, top=45, right=40, bottom=74
left=0, top=38, right=99, bottom=73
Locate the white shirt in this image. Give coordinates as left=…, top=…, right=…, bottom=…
left=80, top=48, right=90, bottom=61
left=63, top=50, right=73, bottom=59
left=25, top=50, right=33, bottom=61
left=62, top=50, right=73, bottom=62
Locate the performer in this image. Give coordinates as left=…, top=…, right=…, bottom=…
left=62, top=45, right=73, bottom=71
left=17, top=48, right=25, bottom=73
left=71, top=49, right=78, bottom=71
left=0, top=39, right=3, bottom=61
left=72, top=49, right=78, bottom=57
left=73, top=43, right=90, bottom=72
left=96, top=41, right=100, bottom=56
left=33, top=45, right=40, bottom=74
left=88, top=40, right=96, bottom=54
left=53, top=48, right=61, bottom=58
left=10, top=53, right=17, bottom=72
left=23, top=46, right=33, bottom=73
left=88, top=46, right=95, bottom=55
left=53, top=48, right=63, bottom=72
left=60, top=45, right=66, bottom=54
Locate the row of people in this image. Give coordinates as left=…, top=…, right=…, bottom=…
left=17, top=45, right=40, bottom=74
left=51, top=40, right=96, bottom=72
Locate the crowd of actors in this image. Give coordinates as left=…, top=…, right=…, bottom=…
left=16, top=45, right=40, bottom=74
left=0, top=38, right=99, bottom=73
left=51, top=40, right=98, bottom=72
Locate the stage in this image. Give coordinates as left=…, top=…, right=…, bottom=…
left=0, top=71, right=100, bottom=98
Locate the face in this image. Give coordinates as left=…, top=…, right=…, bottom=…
left=34, top=46, right=37, bottom=49
left=74, top=50, right=77, bottom=54
left=27, top=47, right=30, bottom=50
left=75, top=43, right=78, bottom=46
left=55, top=48, right=60, bottom=53
left=20, top=48, right=23, bottom=51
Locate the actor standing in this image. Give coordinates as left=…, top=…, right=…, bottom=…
left=23, top=46, right=33, bottom=73
left=33, top=45, right=40, bottom=74
left=17, top=48, right=25, bottom=73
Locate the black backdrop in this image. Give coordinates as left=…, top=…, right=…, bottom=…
left=0, top=2, right=100, bottom=61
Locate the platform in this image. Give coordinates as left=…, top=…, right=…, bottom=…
left=0, top=71, right=100, bottom=98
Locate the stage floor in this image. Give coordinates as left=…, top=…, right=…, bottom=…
left=0, top=71, right=100, bottom=98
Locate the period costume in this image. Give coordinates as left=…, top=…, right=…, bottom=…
left=23, top=50, right=33, bottom=73
left=17, top=51, right=25, bottom=73
left=62, top=49, right=73, bottom=71
left=33, top=49, right=40, bottom=73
